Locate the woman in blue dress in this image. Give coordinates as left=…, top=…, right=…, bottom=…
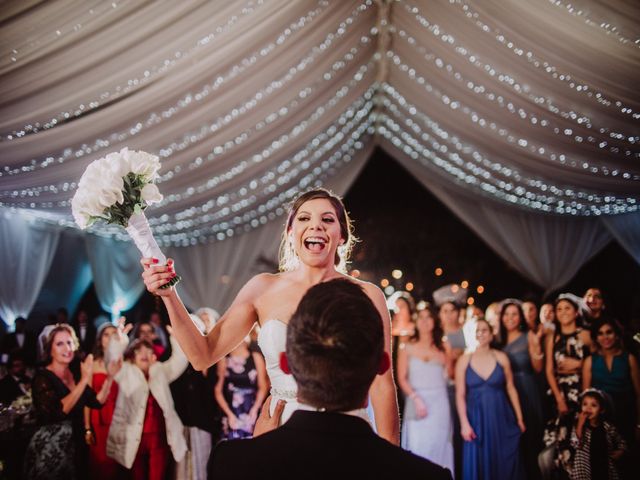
left=499, top=301, right=545, bottom=479
left=455, top=318, right=525, bottom=480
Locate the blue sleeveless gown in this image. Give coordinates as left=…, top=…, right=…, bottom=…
left=463, top=361, right=524, bottom=480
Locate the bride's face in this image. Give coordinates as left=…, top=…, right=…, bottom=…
left=289, top=198, right=343, bottom=269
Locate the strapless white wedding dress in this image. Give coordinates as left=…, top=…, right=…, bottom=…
left=258, top=319, right=372, bottom=426
left=258, top=319, right=300, bottom=423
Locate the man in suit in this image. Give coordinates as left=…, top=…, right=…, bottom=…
left=0, top=353, right=31, bottom=404
left=208, top=279, right=452, bottom=479
left=0, top=317, right=37, bottom=366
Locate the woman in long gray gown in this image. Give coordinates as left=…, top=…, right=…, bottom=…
left=397, top=303, right=454, bottom=474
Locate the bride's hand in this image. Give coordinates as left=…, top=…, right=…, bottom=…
left=140, top=257, right=176, bottom=296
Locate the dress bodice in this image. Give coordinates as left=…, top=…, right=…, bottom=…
left=503, top=334, right=533, bottom=375
left=592, top=352, right=631, bottom=394
left=408, top=357, right=447, bottom=391
left=465, top=361, right=506, bottom=396
left=258, top=320, right=298, bottom=400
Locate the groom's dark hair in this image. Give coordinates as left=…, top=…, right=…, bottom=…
left=286, top=279, right=384, bottom=412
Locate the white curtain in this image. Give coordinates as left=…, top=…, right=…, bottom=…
left=0, top=0, right=637, bottom=305
left=84, top=234, right=146, bottom=319
left=602, top=212, right=640, bottom=265
left=31, top=229, right=93, bottom=320
left=0, top=209, right=61, bottom=328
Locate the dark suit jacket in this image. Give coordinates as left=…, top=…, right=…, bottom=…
left=71, top=322, right=96, bottom=357
left=208, top=410, right=452, bottom=480
left=0, top=374, right=29, bottom=404
left=0, top=332, right=37, bottom=365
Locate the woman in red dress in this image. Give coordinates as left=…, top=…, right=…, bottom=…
left=85, top=320, right=130, bottom=479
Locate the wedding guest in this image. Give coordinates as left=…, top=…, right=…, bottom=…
left=24, top=324, right=117, bottom=479
left=0, top=352, right=31, bottom=404
left=582, top=288, right=607, bottom=329
left=522, top=301, right=539, bottom=333
left=208, top=279, right=452, bottom=479
left=388, top=290, right=417, bottom=416
left=85, top=320, right=130, bottom=480
left=0, top=317, right=37, bottom=366
left=107, top=330, right=189, bottom=480
left=215, top=334, right=268, bottom=439
left=434, top=283, right=467, bottom=479
left=140, top=188, right=400, bottom=444
left=498, top=301, right=544, bottom=479
left=149, top=311, right=169, bottom=350
left=462, top=305, right=483, bottom=353
left=173, top=312, right=222, bottom=480
left=570, top=389, right=626, bottom=480
left=542, top=294, right=592, bottom=478
left=485, top=302, right=502, bottom=338
left=398, top=303, right=454, bottom=473
left=582, top=318, right=640, bottom=448
left=540, top=302, right=556, bottom=336
left=71, top=309, right=96, bottom=358
left=456, top=319, right=525, bottom=479
left=132, top=320, right=165, bottom=358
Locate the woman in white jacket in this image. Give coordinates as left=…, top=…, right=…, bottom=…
left=107, top=331, right=188, bottom=479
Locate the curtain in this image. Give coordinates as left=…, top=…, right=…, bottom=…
left=31, top=229, right=92, bottom=319
left=601, top=212, right=640, bottom=265
left=0, top=209, right=61, bottom=328
left=84, top=234, right=146, bottom=320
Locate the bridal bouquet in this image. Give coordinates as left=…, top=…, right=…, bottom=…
left=72, top=147, right=180, bottom=288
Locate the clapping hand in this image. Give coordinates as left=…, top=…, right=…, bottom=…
left=80, top=354, right=94, bottom=383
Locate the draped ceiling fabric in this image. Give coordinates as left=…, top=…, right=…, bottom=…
left=0, top=0, right=638, bottom=325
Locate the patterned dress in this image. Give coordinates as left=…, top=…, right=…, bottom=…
left=543, top=329, right=589, bottom=477
left=24, top=369, right=102, bottom=480
left=221, top=353, right=258, bottom=439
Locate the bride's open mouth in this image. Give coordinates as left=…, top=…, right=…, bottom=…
left=303, top=236, right=327, bottom=252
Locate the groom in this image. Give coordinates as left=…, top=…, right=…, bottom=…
left=208, top=279, right=452, bottom=479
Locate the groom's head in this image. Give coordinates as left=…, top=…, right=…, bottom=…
left=281, top=279, right=389, bottom=412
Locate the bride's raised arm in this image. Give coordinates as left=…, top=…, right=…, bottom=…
left=141, top=257, right=262, bottom=370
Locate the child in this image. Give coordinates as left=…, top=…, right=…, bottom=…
left=107, top=328, right=188, bottom=480
left=570, top=389, right=626, bottom=480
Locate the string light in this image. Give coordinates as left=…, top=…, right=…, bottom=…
left=444, top=0, right=640, bottom=119
left=392, top=26, right=638, bottom=153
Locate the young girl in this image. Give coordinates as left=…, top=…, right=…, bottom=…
left=570, top=389, right=626, bottom=480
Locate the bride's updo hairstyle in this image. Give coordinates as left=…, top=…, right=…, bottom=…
left=278, top=188, right=356, bottom=273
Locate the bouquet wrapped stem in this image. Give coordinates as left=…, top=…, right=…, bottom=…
left=125, top=212, right=180, bottom=289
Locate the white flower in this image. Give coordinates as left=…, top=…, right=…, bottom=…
left=141, top=184, right=163, bottom=204
left=125, top=148, right=161, bottom=180
left=72, top=148, right=163, bottom=229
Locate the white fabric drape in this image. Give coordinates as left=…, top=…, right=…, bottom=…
left=0, top=0, right=637, bottom=312
left=602, top=212, right=640, bottom=265
left=0, top=209, right=60, bottom=327
left=31, top=229, right=92, bottom=320
left=84, top=234, right=146, bottom=318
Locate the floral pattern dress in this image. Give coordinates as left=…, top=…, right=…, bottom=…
left=221, top=353, right=258, bottom=439
left=543, top=329, right=589, bottom=477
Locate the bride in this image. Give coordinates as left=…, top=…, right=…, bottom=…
left=141, top=188, right=400, bottom=444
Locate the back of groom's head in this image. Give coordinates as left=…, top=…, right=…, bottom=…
left=285, top=279, right=385, bottom=412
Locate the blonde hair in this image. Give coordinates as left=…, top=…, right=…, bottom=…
left=278, top=188, right=356, bottom=273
